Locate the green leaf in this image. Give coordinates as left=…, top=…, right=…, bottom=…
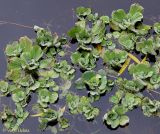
left=8, top=57, right=23, bottom=70
left=0, top=81, right=8, bottom=93
left=109, top=90, right=124, bottom=104
left=76, top=7, right=91, bottom=18
left=154, top=22, right=160, bottom=34
left=111, top=3, right=143, bottom=31
left=18, top=74, right=34, bottom=87
left=119, top=115, right=129, bottom=126
left=38, top=89, right=58, bottom=107
left=142, top=97, right=160, bottom=117
left=59, top=118, right=69, bottom=129
left=100, top=16, right=110, bottom=24
left=38, top=70, right=59, bottom=79
left=132, top=23, right=151, bottom=35
left=12, top=90, right=26, bottom=103
left=19, top=36, right=32, bottom=52
left=128, top=3, right=143, bottom=24
left=118, top=32, right=137, bottom=50
left=111, top=9, right=127, bottom=30
left=67, top=25, right=82, bottom=39
left=28, top=81, right=40, bottom=92
left=68, top=20, right=91, bottom=44
left=39, top=58, right=55, bottom=69
left=70, top=52, right=81, bottom=64
left=122, top=93, right=141, bottom=110
left=150, top=74, right=160, bottom=89
left=128, top=63, right=156, bottom=79
left=71, top=51, right=97, bottom=70
left=104, top=105, right=128, bottom=128
left=50, top=92, right=59, bottom=103
left=54, top=60, right=75, bottom=80
left=21, top=45, right=43, bottom=70
left=38, top=108, right=58, bottom=130
left=58, top=51, right=65, bottom=57
left=5, top=41, right=22, bottom=57
left=1, top=106, right=29, bottom=131
left=66, top=93, right=80, bottom=114
left=75, top=78, right=86, bottom=89
left=129, top=3, right=143, bottom=15
left=34, top=25, right=54, bottom=47
left=82, top=71, right=96, bottom=81
left=115, top=105, right=127, bottom=115
left=30, top=45, right=43, bottom=61
left=83, top=107, right=99, bottom=120
left=66, top=93, right=99, bottom=119
left=116, top=78, right=145, bottom=92
left=103, top=50, right=128, bottom=67
left=136, top=37, right=157, bottom=55
left=80, top=70, right=113, bottom=101
left=91, top=20, right=106, bottom=43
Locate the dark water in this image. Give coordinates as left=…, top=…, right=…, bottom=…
left=0, top=0, right=160, bottom=134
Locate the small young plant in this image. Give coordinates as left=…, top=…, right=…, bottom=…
left=110, top=4, right=143, bottom=31
left=75, top=69, right=114, bottom=101
left=141, top=97, right=160, bottom=117
left=102, top=49, right=128, bottom=68
left=103, top=105, right=129, bottom=129
left=66, top=93, right=99, bottom=120
left=71, top=50, right=98, bottom=70
left=0, top=106, right=29, bottom=132
left=153, top=22, right=160, bottom=34
left=118, top=32, right=137, bottom=50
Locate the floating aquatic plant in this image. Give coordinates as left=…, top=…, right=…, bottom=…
left=118, top=32, right=137, bottom=50
left=66, top=93, right=99, bottom=120
left=75, top=69, right=114, bottom=101
left=103, top=105, right=129, bottom=128
left=0, top=106, right=29, bottom=132
left=103, top=49, right=128, bottom=68
left=0, top=3, right=160, bottom=133
left=110, top=4, right=143, bottom=31
left=71, top=49, right=99, bottom=70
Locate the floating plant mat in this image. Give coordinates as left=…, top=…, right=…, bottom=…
left=0, top=3, right=160, bottom=133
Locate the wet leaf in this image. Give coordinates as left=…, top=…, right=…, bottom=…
left=118, top=32, right=137, bottom=50
left=66, top=93, right=99, bottom=120
left=128, top=63, right=156, bottom=79
left=37, top=89, right=58, bottom=107
left=111, top=3, right=143, bottom=32
left=103, top=105, right=129, bottom=128
left=5, top=41, right=22, bottom=57
left=76, top=7, right=91, bottom=18
left=103, top=50, right=128, bottom=68
left=136, top=37, right=157, bottom=55
left=0, top=81, right=8, bottom=93
left=142, top=97, right=160, bottom=117
left=153, top=22, right=160, bottom=34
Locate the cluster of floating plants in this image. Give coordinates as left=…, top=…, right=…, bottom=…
left=0, top=3, right=160, bottom=132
